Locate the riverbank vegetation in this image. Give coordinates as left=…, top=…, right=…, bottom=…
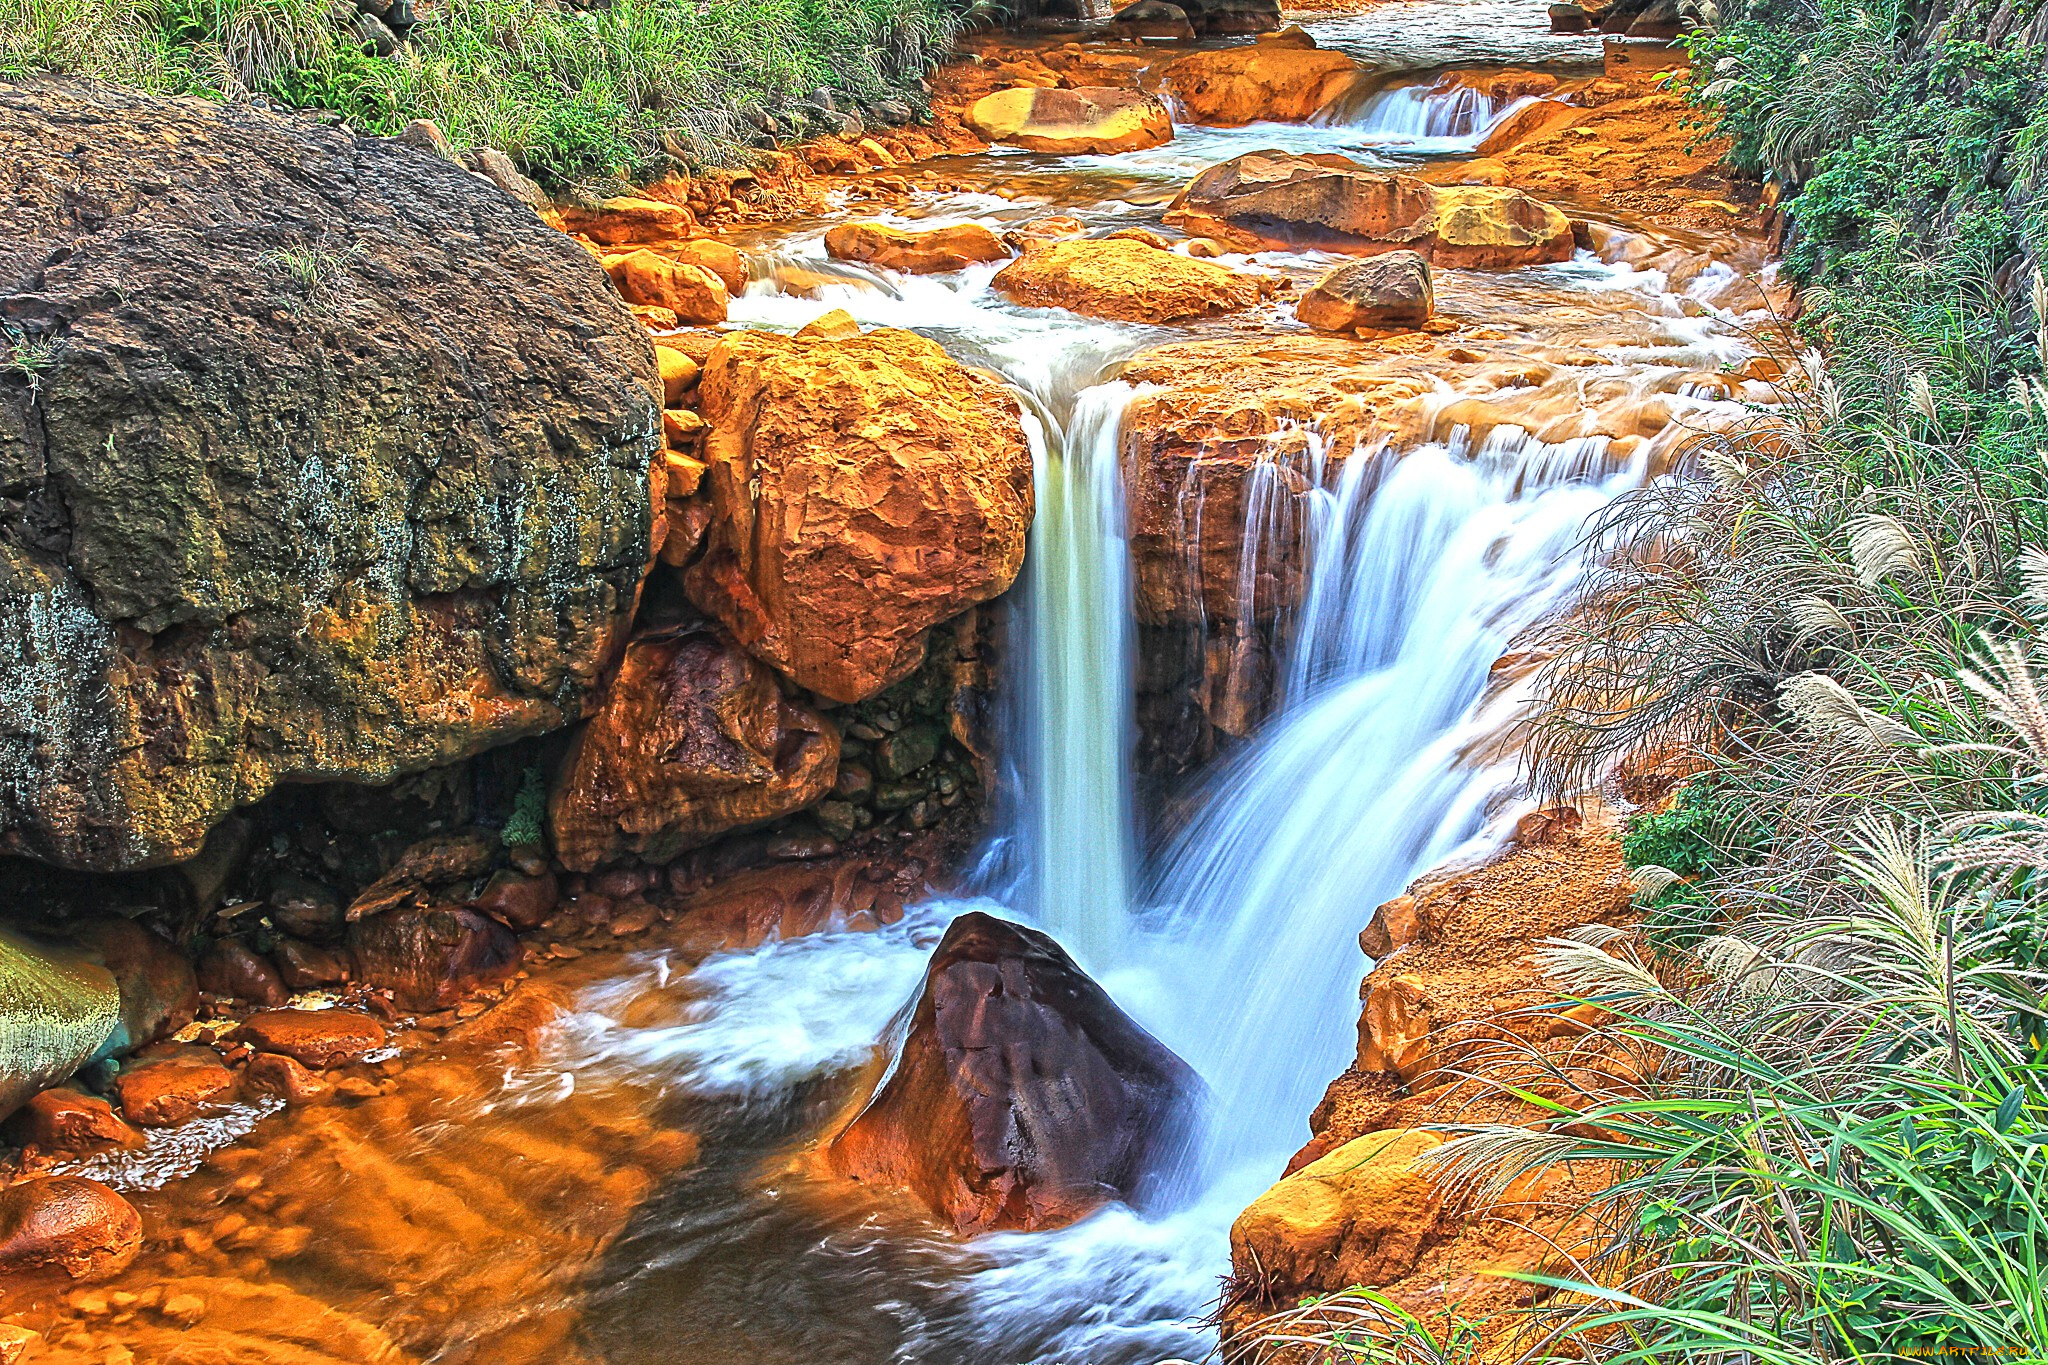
left=1488, top=0, right=2048, bottom=1359
left=0, top=0, right=960, bottom=185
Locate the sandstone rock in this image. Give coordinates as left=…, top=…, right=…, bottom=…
left=4, top=1085, right=143, bottom=1152
left=1357, top=972, right=1433, bottom=1079
left=672, top=239, right=749, bottom=296
left=549, top=625, right=841, bottom=871
left=965, top=87, right=1174, bottom=155
left=0, top=1324, right=38, bottom=1362
left=1230, top=1129, right=1448, bottom=1294
left=0, top=83, right=661, bottom=873
left=1296, top=251, right=1433, bottom=333
left=1162, top=42, right=1365, bottom=126
left=606, top=249, right=730, bottom=324
left=196, top=940, right=288, bottom=1008
left=0, top=927, right=120, bottom=1118
left=1110, top=0, right=1196, bottom=39
left=656, top=347, right=702, bottom=407
left=347, top=906, right=521, bottom=1011
left=1474, top=97, right=1585, bottom=156
left=1430, top=185, right=1574, bottom=268
left=685, top=327, right=1033, bottom=703
left=242, top=1051, right=328, bottom=1104
left=0, top=1176, right=142, bottom=1281
left=111, top=1044, right=235, bottom=1126
left=826, top=911, right=1203, bottom=1234
left=1358, top=894, right=1422, bottom=959
left=993, top=237, right=1276, bottom=323
left=240, top=1009, right=388, bottom=1068
left=823, top=221, right=1012, bottom=274
left=559, top=195, right=693, bottom=244
left=472, top=868, right=560, bottom=931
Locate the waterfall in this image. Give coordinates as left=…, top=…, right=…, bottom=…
left=1017, top=383, right=1142, bottom=969
left=1317, top=78, right=1536, bottom=149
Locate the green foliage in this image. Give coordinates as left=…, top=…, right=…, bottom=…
left=501, top=764, right=545, bottom=849
left=0, top=0, right=960, bottom=185
left=1229, top=1287, right=1483, bottom=1365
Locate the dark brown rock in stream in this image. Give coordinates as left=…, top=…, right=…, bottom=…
left=0, top=1176, right=143, bottom=1280
left=0, top=80, right=661, bottom=875
left=826, top=911, right=1204, bottom=1234
left=347, top=905, right=520, bottom=1011
left=196, top=940, right=289, bottom=1008
left=1297, top=251, right=1434, bottom=333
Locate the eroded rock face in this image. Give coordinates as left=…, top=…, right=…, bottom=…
left=826, top=911, right=1203, bottom=1234
left=993, top=237, right=1278, bottom=323
left=0, top=81, right=661, bottom=873
left=1163, top=41, right=1366, bottom=125
left=1297, top=251, right=1435, bottom=333
left=548, top=625, right=840, bottom=872
left=965, top=86, right=1174, bottom=154
left=1231, top=1130, right=1449, bottom=1293
left=685, top=326, right=1033, bottom=703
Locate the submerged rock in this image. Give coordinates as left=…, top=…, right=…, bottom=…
left=0, top=81, right=661, bottom=873
left=823, top=221, right=1012, bottom=274
left=993, top=236, right=1279, bottom=323
left=548, top=625, right=841, bottom=871
left=1162, top=39, right=1366, bottom=125
left=0, top=1176, right=143, bottom=1281
left=1297, top=251, right=1434, bottom=333
left=826, top=911, right=1203, bottom=1234
left=0, top=926, right=120, bottom=1119
left=686, top=326, right=1033, bottom=703
left=964, top=86, right=1174, bottom=154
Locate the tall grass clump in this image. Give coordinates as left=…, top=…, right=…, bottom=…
left=0, top=0, right=963, bottom=185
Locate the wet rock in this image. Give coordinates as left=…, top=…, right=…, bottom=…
left=240, top=1009, right=388, bottom=1068
left=1162, top=40, right=1365, bottom=125
left=1549, top=1, right=1591, bottom=30
left=0, top=1176, right=143, bottom=1281
left=1178, top=0, right=1280, bottom=33
left=823, top=221, right=1012, bottom=274
left=549, top=625, right=841, bottom=871
left=73, top=915, right=198, bottom=1058
left=346, top=830, right=498, bottom=921
left=1230, top=1130, right=1448, bottom=1294
left=243, top=1051, right=328, bottom=1105
left=604, top=249, right=732, bottom=325
left=826, top=911, right=1204, bottom=1234
left=686, top=327, right=1033, bottom=703
left=274, top=938, right=351, bottom=990
left=1109, top=0, right=1195, bottom=39
left=1296, top=251, right=1434, bottom=333
left=874, top=724, right=943, bottom=780
left=268, top=875, right=344, bottom=939
left=347, top=906, right=521, bottom=1011
left=472, top=868, right=560, bottom=931
left=0, top=926, right=120, bottom=1118
left=0, top=82, right=661, bottom=873
left=0, top=1324, right=38, bottom=1361
left=671, top=239, right=750, bottom=296
left=558, top=195, right=694, bottom=244
left=1627, top=0, right=1683, bottom=38
left=964, top=86, right=1173, bottom=155
left=993, top=237, right=1278, bottom=323
left=196, top=940, right=289, bottom=1008
left=4, top=1085, right=144, bottom=1153
left=111, top=1044, right=236, bottom=1127
left=1430, top=185, right=1574, bottom=268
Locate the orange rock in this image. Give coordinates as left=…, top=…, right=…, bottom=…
left=992, top=236, right=1276, bottom=323
left=1474, top=96, right=1585, bottom=155
left=1357, top=973, right=1434, bottom=1079
left=471, top=868, right=560, bottom=932
left=655, top=345, right=701, bottom=406
left=964, top=86, right=1174, bottom=154
left=239, top=1009, right=388, bottom=1068
left=4, top=1086, right=144, bottom=1153
left=111, top=1044, right=235, bottom=1126
left=1296, top=250, right=1433, bottom=334
left=1358, top=894, right=1422, bottom=959
left=685, top=326, right=1033, bottom=703
left=1229, top=1130, right=1449, bottom=1293
left=0, top=1176, right=143, bottom=1281
left=548, top=625, right=841, bottom=871
left=243, top=1051, right=327, bottom=1104
left=1162, top=42, right=1366, bottom=125
left=346, top=906, right=521, bottom=1012
left=605, top=249, right=729, bottom=324
left=558, top=196, right=694, bottom=245
left=1430, top=185, right=1574, bottom=268
left=671, top=238, right=749, bottom=296
left=823, top=221, right=1012, bottom=274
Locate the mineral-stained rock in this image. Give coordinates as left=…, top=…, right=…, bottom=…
left=549, top=625, right=841, bottom=872
left=274, top=937, right=350, bottom=990
left=1163, top=40, right=1366, bottom=125
left=1296, top=251, right=1434, bottom=333
left=1109, top=0, right=1196, bottom=39
left=0, top=926, right=120, bottom=1118
left=1429, top=185, right=1575, bottom=268
left=240, top=1008, right=388, bottom=1068
left=685, top=327, right=1033, bottom=703
left=993, top=237, right=1278, bottom=323
left=196, top=939, right=289, bottom=1008
left=111, top=1043, right=236, bottom=1126
left=826, top=911, right=1204, bottom=1233
left=472, top=868, right=560, bottom=931
left=0, top=81, right=661, bottom=873
left=0, top=1176, right=143, bottom=1280
left=1233, top=1128, right=1450, bottom=1294
left=964, top=86, right=1174, bottom=155
left=243, top=1051, right=327, bottom=1104
left=347, top=905, right=521, bottom=1011
left=605, top=248, right=730, bottom=324
left=3, top=1085, right=144, bottom=1152
left=823, top=222, right=1012, bottom=274
left=1179, top=0, right=1281, bottom=33
left=72, top=914, right=198, bottom=1058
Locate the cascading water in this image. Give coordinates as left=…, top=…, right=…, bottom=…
left=1321, top=79, right=1528, bottom=143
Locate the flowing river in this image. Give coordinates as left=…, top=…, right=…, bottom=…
left=53, top=6, right=1781, bottom=1362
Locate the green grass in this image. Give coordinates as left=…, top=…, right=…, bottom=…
left=0, top=0, right=962, bottom=186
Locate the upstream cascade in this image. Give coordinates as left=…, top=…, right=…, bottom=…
left=0, top=6, right=1787, bottom=1364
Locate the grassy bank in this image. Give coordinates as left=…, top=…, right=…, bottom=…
left=1476, top=0, right=2048, bottom=1360
left=0, top=0, right=961, bottom=185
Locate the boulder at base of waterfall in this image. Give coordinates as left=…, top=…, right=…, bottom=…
left=1230, top=1129, right=1451, bottom=1294
left=826, top=911, right=1204, bottom=1234
left=993, top=236, right=1278, bottom=323
left=1109, top=0, right=1196, bottom=40
left=0, top=1176, right=143, bottom=1281
left=0, top=927, right=120, bottom=1120
left=548, top=625, right=841, bottom=871
left=685, top=327, right=1033, bottom=703
left=823, top=222, right=1013, bottom=274
left=1167, top=150, right=1573, bottom=266
left=1296, top=251, right=1434, bottom=333
left=1162, top=39, right=1366, bottom=125
left=964, top=87, right=1174, bottom=155
left=1178, top=0, right=1281, bottom=34
left=0, top=81, right=661, bottom=874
